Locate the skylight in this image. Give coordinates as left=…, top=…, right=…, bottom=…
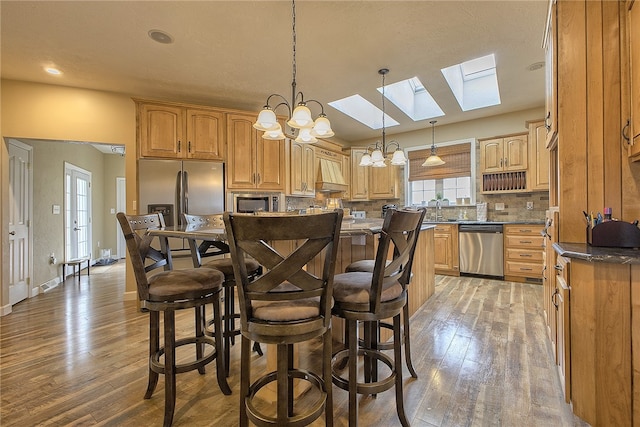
left=377, top=76, right=444, bottom=121
left=328, top=95, right=399, bottom=130
left=441, top=54, right=501, bottom=111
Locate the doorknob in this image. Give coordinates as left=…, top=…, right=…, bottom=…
left=9, top=231, right=15, bottom=235
left=74, top=227, right=80, bottom=231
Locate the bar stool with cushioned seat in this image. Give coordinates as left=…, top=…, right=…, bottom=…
left=331, top=208, right=425, bottom=427
left=117, top=212, right=231, bottom=427
left=223, top=210, right=343, bottom=426
left=182, top=213, right=264, bottom=376
left=342, top=208, right=425, bottom=378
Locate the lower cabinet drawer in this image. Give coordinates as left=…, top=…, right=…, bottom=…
left=505, top=260, right=543, bottom=277
left=505, top=235, right=544, bottom=248
left=506, top=247, right=544, bottom=262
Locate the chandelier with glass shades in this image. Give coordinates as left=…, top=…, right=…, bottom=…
left=359, top=69, right=407, bottom=167
left=252, top=0, right=334, bottom=144
left=422, top=120, right=445, bottom=166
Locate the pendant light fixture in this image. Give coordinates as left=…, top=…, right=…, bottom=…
left=253, top=0, right=334, bottom=143
left=359, top=68, right=407, bottom=168
left=422, top=120, right=445, bottom=166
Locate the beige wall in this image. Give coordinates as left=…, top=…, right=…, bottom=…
left=1, top=80, right=138, bottom=315
left=14, top=139, right=124, bottom=288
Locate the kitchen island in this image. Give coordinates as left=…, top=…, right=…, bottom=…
left=553, top=242, right=640, bottom=427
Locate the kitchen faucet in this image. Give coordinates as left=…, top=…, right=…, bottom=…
left=435, top=200, right=443, bottom=221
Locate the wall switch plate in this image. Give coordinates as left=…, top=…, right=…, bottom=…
left=526, top=202, right=534, bottom=210
left=52, top=204, right=60, bottom=214
left=495, top=203, right=505, bottom=211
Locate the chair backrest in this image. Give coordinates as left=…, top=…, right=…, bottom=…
left=116, top=212, right=168, bottom=301
left=223, top=210, right=343, bottom=334
left=370, top=208, right=426, bottom=312
left=182, top=213, right=229, bottom=259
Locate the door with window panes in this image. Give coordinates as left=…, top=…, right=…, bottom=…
left=65, top=163, right=92, bottom=263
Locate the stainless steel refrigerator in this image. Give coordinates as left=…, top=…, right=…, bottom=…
left=138, top=159, right=225, bottom=250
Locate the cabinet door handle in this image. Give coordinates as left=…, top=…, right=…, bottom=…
left=552, top=288, right=559, bottom=309
left=554, top=264, right=563, bottom=271
left=177, top=140, right=181, bottom=152
left=520, top=267, right=533, bottom=271
left=519, top=229, right=532, bottom=233
left=504, top=158, right=508, bottom=167
left=500, top=158, right=503, bottom=167
left=519, top=253, right=533, bottom=257
left=257, top=173, right=261, bottom=184
left=544, top=111, right=551, bottom=131
left=188, top=141, right=191, bottom=153
left=520, top=240, right=532, bottom=244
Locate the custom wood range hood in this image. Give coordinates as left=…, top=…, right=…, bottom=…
left=316, top=158, right=348, bottom=192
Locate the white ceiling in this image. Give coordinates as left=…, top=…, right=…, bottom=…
left=0, top=0, right=548, bottom=143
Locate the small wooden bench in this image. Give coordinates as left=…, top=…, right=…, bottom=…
left=63, top=257, right=91, bottom=281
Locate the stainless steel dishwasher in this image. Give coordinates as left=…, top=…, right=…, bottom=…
left=459, top=223, right=504, bottom=278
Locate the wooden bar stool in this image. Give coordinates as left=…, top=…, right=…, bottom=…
left=182, top=213, right=264, bottom=376
left=224, top=210, right=343, bottom=426
left=331, top=208, right=425, bottom=427
left=117, top=212, right=231, bottom=427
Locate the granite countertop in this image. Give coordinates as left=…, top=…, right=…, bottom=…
left=553, top=242, right=640, bottom=264
left=422, top=220, right=545, bottom=225
left=340, top=218, right=436, bottom=236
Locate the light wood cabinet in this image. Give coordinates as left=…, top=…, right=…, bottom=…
left=137, top=101, right=225, bottom=160
left=528, top=120, right=550, bottom=191
left=554, top=255, right=571, bottom=403
left=289, top=141, right=315, bottom=197
left=503, top=224, right=544, bottom=282
left=544, top=1, right=558, bottom=149
left=369, top=165, right=398, bottom=199
left=347, top=148, right=369, bottom=201
left=629, top=0, right=640, bottom=159
left=480, top=134, right=528, bottom=173
left=433, top=223, right=459, bottom=275
left=226, top=113, right=286, bottom=191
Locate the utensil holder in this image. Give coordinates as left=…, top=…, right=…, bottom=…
left=587, top=221, right=640, bottom=248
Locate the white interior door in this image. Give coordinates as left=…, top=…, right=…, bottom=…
left=116, top=177, right=126, bottom=258
left=64, top=163, right=92, bottom=262
left=8, top=140, right=33, bottom=305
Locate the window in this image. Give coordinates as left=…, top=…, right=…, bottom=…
left=406, top=140, right=475, bottom=206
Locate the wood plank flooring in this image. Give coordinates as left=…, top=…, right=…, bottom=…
left=0, top=262, right=588, bottom=426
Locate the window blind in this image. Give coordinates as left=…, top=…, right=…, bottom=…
left=408, top=142, right=471, bottom=181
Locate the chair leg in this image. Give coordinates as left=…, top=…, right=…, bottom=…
left=212, top=293, right=232, bottom=395
left=163, top=310, right=177, bottom=427
left=348, top=319, right=358, bottom=427
left=195, top=305, right=206, bottom=375
left=403, top=302, right=418, bottom=378
left=239, top=335, right=251, bottom=427
left=276, top=344, right=291, bottom=423
left=393, top=314, right=410, bottom=427
left=224, top=284, right=233, bottom=377
left=323, top=328, right=334, bottom=427
left=145, top=310, right=160, bottom=399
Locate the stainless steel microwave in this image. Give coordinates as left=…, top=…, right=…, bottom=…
left=232, top=193, right=281, bottom=213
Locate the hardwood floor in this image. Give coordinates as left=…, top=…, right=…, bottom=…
left=0, top=262, right=587, bottom=426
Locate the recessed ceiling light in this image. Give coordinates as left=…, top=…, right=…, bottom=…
left=148, top=29, right=174, bottom=44
left=45, top=67, right=62, bottom=75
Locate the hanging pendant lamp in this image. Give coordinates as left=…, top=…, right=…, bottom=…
left=422, top=120, right=445, bottom=166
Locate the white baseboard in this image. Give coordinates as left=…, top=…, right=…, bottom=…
left=123, top=291, right=138, bottom=301
left=0, top=303, right=12, bottom=316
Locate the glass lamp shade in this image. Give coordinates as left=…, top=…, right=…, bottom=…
left=371, top=149, right=385, bottom=163
left=294, top=127, right=318, bottom=143
left=310, top=115, right=334, bottom=137
left=254, top=108, right=278, bottom=131
left=390, top=149, right=407, bottom=165
left=262, top=123, right=286, bottom=140
left=422, top=154, right=445, bottom=166
left=288, top=104, right=313, bottom=129
left=359, top=153, right=373, bottom=166
left=372, top=160, right=387, bottom=168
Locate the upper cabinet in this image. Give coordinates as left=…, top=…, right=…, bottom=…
left=369, top=165, right=398, bottom=199
left=289, top=140, right=316, bottom=197
left=226, top=113, right=286, bottom=191
left=528, top=119, right=550, bottom=191
left=629, top=0, right=640, bottom=159
left=480, top=134, right=528, bottom=173
left=136, top=100, right=225, bottom=160
left=544, top=1, right=558, bottom=149
left=346, top=148, right=370, bottom=201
